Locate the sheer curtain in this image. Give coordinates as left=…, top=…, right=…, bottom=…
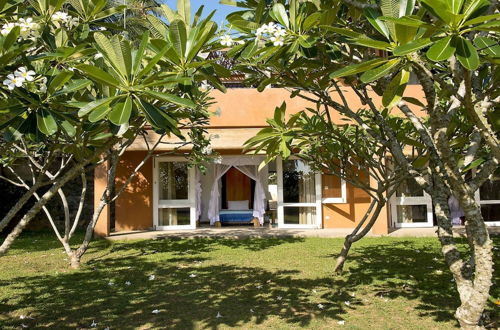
left=207, top=164, right=232, bottom=225
left=235, top=165, right=266, bottom=225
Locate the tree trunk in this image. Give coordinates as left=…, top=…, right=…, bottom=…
left=334, top=199, right=384, bottom=273
left=0, top=163, right=85, bottom=256
left=454, top=195, right=493, bottom=329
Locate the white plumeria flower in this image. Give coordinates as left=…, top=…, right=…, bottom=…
left=276, top=296, right=283, bottom=301
left=265, top=22, right=277, bottom=34
left=52, top=11, right=69, bottom=22
left=220, top=35, right=234, bottom=47
left=433, top=257, right=439, bottom=261
left=349, top=292, right=356, bottom=297
left=21, top=324, right=28, bottom=328
left=94, top=53, right=104, bottom=60
left=149, top=275, right=155, bottom=281
left=99, top=26, right=107, bottom=31
left=66, top=17, right=79, bottom=29
left=435, top=270, right=443, bottom=275
left=108, top=281, right=114, bottom=286
left=250, top=308, right=255, bottom=313
left=312, top=289, right=317, bottom=294
left=189, top=273, right=197, bottom=278
left=151, top=309, right=160, bottom=314
left=317, top=303, right=325, bottom=309
left=255, top=26, right=265, bottom=37
left=15, top=67, right=36, bottom=81
left=90, top=320, right=97, bottom=327
left=237, top=39, right=245, bottom=45
left=344, top=301, right=350, bottom=306
left=216, top=312, right=222, bottom=318
left=3, top=74, right=25, bottom=90
left=273, top=27, right=287, bottom=37
left=270, top=36, right=284, bottom=47
left=256, top=284, right=262, bottom=289
left=1, top=22, right=16, bottom=36
left=337, top=320, right=345, bottom=325
left=125, top=281, right=131, bottom=285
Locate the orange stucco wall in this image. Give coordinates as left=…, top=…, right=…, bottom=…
left=114, top=151, right=154, bottom=231
left=207, top=86, right=425, bottom=127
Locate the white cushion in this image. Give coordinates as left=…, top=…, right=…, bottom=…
left=227, top=200, right=249, bottom=210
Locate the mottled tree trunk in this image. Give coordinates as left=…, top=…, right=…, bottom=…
left=334, top=199, right=384, bottom=273
left=0, top=163, right=85, bottom=256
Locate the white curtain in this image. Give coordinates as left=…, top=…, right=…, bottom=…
left=207, top=164, right=232, bottom=225
left=195, top=169, right=202, bottom=221
left=235, top=165, right=266, bottom=225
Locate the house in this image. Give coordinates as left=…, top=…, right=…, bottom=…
left=93, top=85, right=500, bottom=237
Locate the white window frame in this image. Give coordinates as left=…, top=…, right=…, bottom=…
left=277, top=157, right=322, bottom=229
left=153, top=156, right=196, bottom=230
left=390, top=188, right=433, bottom=228
left=321, top=174, right=347, bottom=204
left=474, top=183, right=500, bottom=227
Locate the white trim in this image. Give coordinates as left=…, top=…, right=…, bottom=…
left=322, top=177, right=347, bottom=204
left=277, top=157, right=322, bottom=229
left=153, top=157, right=196, bottom=230
left=390, top=184, right=433, bottom=228
left=474, top=185, right=500, bottom=226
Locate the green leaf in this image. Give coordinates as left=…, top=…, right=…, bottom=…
left=461, top=0, right=489, bottom=22
left=78, top=96, right=120, bottom=117
left=462, top=13, right=500, bottom=27
left=382, top=69, right=410, bottom=108
left=169, top=19, right=187, bottom=59
left=76, top=64, right=121, bottom=87
left=48, top=71, right=74, bottom=94
left=426, top=36, right=457, bottom=61
left=378, top=16, right=429, bottom=28
left=109, top=97, right=132, bottom=125
left=330, top=58, right=388, bottom=78
left=2, top=26, right=20, bottom=50
left=271, top=3, right=290, bottom=28
left=447, top=0, right=465, bottom=14
left=177, top=0, right=191, bottom=23
left=136, top=98, right=178, bottom=132
left=36, top=109, right=58, bottom=135
left=360, top=59, right=401, bottom=83
left=88, top=103, right=111, bottom=122
left=456, top=37, right=480, bottom=70
left=352, top=37, right=392, bottom=50
left=364, top=8, right=391, bottom=40
left=143, top=90, right=196, bottom=108
left=474, top=37, right=500, bottom=57
left=420, top=0, right=453, bottom=24
left=320, top=26, right=362, bottom=38
left=53, top=79, right=92, bottom=96
left=393, top=38, right=432, bottom=55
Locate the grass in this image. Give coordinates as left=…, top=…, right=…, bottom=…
left=0, top=232, right=498, bottom=329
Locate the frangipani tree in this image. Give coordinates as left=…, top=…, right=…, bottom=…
left=223, top=0, right=499, bottom=327
left=0, top=0, right=226, bottom=268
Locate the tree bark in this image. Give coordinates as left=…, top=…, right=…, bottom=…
left=334, top=199, right=384, bottom=273
left=0, top=163, right=85, bottom=256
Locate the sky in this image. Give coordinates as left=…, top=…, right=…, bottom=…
left=163, top=0, right=239, bottom=27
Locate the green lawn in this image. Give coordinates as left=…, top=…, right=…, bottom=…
left=0, top=232, right=498, bottom=329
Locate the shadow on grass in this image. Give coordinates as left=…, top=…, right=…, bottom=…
left=1, top=237, right=497, bottom=329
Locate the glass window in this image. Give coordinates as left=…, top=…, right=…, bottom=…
left=479, top=176, right=500, bottom=201
left=481, top=205, right=500, bottom=222
left=159, top=162, right=188, bottom=200
left=322, top=174, right=342, bottom=199
left=283, top=160, right=316, bottom=203
left=284, top=207, right=316, bottom=225
left=396, top=178, right=424, bottom=197
left=159, top=208, right=190, bottom=226
left=396, top=205, right=427, bottom=223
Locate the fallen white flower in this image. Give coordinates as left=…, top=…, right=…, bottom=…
left=344, top=301, right=350, bottom=306
left=189, top=274, right=197, bottom=278
left=90, top=320, right=97, bottom=327
left=108, top=281, right=114, bottom=286
left=256, top=285, right=262, bottom=289
left=350, top=292, right=356, bottom=297
left=152, top=309, right=160, bottom=314
left=312, top=289, right=317, bottom=294
left=433, top=257, right=439, bottom=261
left=318, top=303, right=324, bottom=309
left=250, top=308, right=255, bottom=313
left=337, top=320, right=345, bottom=325
left=435, top=270, right=443, bottom=275
left=149, top=275, right=155, bottom=281
left=125, top=281, right=131, bottom=286
left=277, top=296, right=283, bottom=301
left=216, top=312, right=222, bottom=318
left=21, top=324, right=28, bottom=328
